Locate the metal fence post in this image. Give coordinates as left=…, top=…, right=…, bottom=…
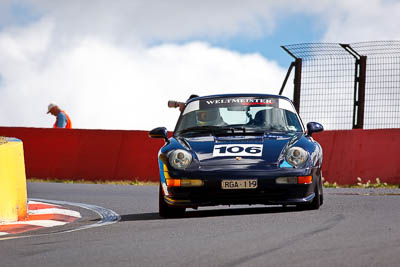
left=279, top=61, right=295, bottom=96
left=340, top=44, right=367, bottom=129
left=281, top=45, right=302, bottom=112
left=356, top=56, right=367, bottom=129
left=293, top=58, right=302, bottom=113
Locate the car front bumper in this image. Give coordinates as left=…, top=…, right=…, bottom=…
left=162, top=172, right=319, bottom=208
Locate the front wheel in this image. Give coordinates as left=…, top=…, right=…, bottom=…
left=159, top=184, right=186, bottom=218
left=298, top=182, right=321, bottom=210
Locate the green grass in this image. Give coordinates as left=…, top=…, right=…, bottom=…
left=0, top=136, right=8, bottom=145
left=27, top=177, right=398, bottom=188
left=323, top=177, right=399, bottom=189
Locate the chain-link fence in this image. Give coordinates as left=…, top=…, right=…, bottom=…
left=281, top=41, right=400, bottom=130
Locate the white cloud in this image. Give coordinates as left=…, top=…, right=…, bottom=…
left=0, top=18, right=286, bottom=130
left=21, top=0, right=281, bottom=45
left=310, top=0, right=400, bottom=42
left=2, top=0, right=400, bottom=131
left=5, top=0, right=400, bottom=45
left=24, top=0, right=400, bottom=44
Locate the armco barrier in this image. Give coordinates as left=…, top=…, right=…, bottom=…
left=0, top=127, right=399, bottom=185
left=0, top=137, right=28, bottom=222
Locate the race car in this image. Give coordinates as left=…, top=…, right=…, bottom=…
left=149, top=94, right=324, bottom=218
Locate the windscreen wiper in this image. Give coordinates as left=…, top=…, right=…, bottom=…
left=263, top=127, right=298, bottom=133
left=215, top=126, right=269, bottom=135
left=177, top=126, right=226, bottom=135
left=178, top=125, right=288, bottom=136
left=229, top=126, right=246, bottom=133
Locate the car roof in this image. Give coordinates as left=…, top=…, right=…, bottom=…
left=186, top=93, right=292, bottom=104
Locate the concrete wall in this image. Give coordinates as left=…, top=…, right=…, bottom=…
left=313, top=129, right=400, bottom=185
left=0, top=127, right=399, bottom=185
left=0, top=127, right=164, bottom=182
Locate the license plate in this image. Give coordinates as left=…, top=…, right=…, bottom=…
left=221, top=179, right=258, bottom=189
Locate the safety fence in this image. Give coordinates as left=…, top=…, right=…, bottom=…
left=0, top=127, right=399, bottom=185
left=280, top=41, right=400, bottom=130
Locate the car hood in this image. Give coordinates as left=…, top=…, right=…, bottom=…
left=181, top=132, right=303, bottom=167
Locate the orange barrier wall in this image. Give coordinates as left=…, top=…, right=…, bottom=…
left=0, top=127, right=399, bottom=184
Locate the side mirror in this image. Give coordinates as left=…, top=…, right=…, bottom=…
left=307, top=122, right=324, bottom=137
left=149, top=127, right=169, bottom=142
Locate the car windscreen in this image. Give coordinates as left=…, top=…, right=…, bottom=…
left=175, top=96, right=304, bottom=134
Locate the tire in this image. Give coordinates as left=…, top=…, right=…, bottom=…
left=307, top=182, right=321, bottom=210
left=308, top=185, right=321, bottom=210
left=319, top=179, right=324, bottom=206
left=298, top=181, right=321, bottom=210
left=159, top=184, right=186, bottom=218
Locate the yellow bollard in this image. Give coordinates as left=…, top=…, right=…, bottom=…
left=0, top=137, right=28, bottom=222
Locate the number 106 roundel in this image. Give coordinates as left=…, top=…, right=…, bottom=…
left=149, top=94, right=324, bottom=218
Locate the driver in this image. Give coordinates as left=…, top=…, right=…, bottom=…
left=196, top=108, right=226, bottom=126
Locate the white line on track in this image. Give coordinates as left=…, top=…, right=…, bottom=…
left=30, top=198, right=121, bottom=227
left=4, top=220, right=67, bottom=227
left=28, top=200, right=61, bottom=207
left=29, top=208, right=81, bottom=218
left=0, top=198, right=120, bottom=241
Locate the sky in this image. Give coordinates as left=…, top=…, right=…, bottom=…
left=1, top=0, right=400, bottom=130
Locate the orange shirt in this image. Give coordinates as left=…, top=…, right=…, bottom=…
left=53, top=110, right=72, bottom=128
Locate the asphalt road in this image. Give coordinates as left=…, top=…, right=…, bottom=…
left=1, top=182, right=400, bottom=267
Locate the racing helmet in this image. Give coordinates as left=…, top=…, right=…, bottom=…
left=196, top=108, right=223, bottom=126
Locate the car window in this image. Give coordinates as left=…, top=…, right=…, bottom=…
left=176, top=96, right=304, bottom=133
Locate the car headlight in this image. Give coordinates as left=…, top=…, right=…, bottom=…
left=169, top=149, right=192, bottom=170
left=285, top=147, right=308, bottom=168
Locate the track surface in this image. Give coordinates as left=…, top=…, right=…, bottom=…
left=1, top=182, right=399, bottom=267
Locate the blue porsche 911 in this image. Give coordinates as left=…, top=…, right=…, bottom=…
left=149, top=94, right=324, bottom=218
